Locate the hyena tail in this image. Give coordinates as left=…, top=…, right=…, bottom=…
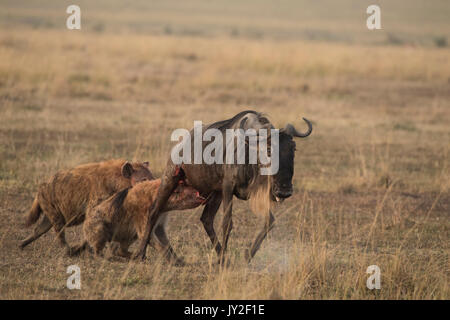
left=109, top=187, right=130, bottom=217
left=24, top=196, right=42, bottom=227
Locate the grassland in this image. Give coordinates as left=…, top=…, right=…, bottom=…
left=0, top=1, right=449, bottom=299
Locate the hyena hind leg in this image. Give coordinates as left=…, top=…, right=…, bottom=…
left=47, top=212, right=71, bottom=250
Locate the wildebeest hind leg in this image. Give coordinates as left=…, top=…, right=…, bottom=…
left=246, top=210, right=275, bottom=262
left=200, top=191, right=223, bottom=256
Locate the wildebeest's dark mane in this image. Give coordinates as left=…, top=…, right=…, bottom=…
left=207, top=110, right=267, bottom=131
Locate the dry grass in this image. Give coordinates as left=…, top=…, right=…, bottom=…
left=0, top=3, right=449, bottom=299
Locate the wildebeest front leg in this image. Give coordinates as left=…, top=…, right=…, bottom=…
left=246, top=210, right=275, bottom=262
left=151, top=213, right=184, bottom=265
left=200, top=191, right=223, bottom=256
left=133, top=165, right=181, bottom=260
left=219, top=185, right=233, bottom=264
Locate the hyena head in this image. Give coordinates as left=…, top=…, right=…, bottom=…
left=121, top=161, right=154, bottom=186
left=165, top=181, right=205, bottom=211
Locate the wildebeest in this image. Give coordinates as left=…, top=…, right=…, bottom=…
left=71, top=176, right=204, bottom=260
left=20, top=159, right=154, bottom=253
left=134, top=110, right=312, bottom=264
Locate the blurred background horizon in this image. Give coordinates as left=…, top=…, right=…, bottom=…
left=1, top=0, right=449, bottom=47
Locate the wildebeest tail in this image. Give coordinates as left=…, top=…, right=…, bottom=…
left=109, top=187, right=130, bottom=217
left=24, top=196, right=42, bottom=227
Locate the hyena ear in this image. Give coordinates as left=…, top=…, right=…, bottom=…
left=143, top=161, right=149, bottom=167
left=121, top=162, right=135, bottom=179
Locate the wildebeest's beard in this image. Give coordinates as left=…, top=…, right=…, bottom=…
left=272, top=132, right=296, bottom=200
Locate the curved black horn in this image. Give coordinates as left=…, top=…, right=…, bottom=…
left=283, top=117, right=312, bottom=138
left=239, top=116, right=248, bottom=129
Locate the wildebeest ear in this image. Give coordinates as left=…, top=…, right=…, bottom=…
left=143, top=161, right=149, bottom=167
left=121, top=161, right=135, bottom=179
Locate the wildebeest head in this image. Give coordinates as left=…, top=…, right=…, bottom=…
left=271, top=117, right=312, bottom=202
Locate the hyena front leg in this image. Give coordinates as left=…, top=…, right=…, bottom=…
left=67, top=241, right=88, bottom=256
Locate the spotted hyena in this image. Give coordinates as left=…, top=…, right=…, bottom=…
left=72, top=177, right=205, bottom=264
left=20, top=159, right=154, bottom=254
